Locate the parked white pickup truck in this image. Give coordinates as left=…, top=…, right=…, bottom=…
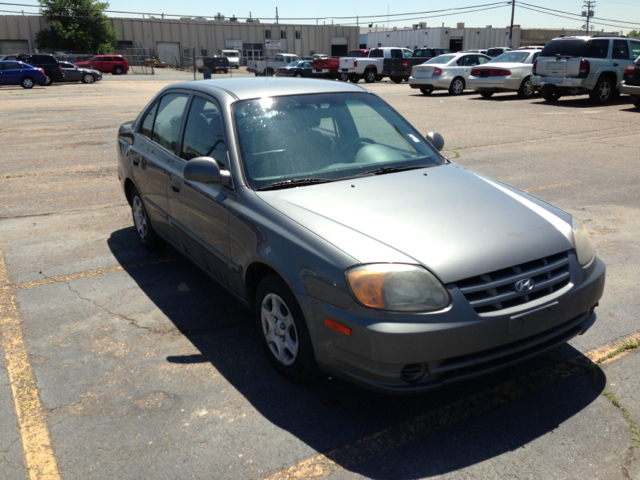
left=338, top=47, right=418, bottom=83
left=247, top=53, right=300, bottom=76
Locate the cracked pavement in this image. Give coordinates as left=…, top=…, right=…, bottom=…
left=0, top=72, right=639, bottom=479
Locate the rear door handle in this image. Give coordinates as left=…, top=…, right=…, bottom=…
left=171, top=179, right=181, bottom=193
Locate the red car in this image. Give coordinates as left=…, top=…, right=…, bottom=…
left=75, top=55, right=129, bottom=75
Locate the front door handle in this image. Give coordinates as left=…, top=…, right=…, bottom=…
left=132, top=153, right=142, bottom=166
left=171, top=179, right=181, bottom=193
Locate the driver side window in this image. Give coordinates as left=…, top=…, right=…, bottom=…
left=181, top=96, right=227, bottom=166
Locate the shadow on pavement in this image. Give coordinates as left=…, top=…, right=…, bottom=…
left=532, top=95, right=633, bottom=109
left=108, top=226, right=604, bottom=479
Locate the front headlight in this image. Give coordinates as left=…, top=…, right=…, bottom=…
left=572, top=217, right=595, bottom=266
left=346, top=264, right=450, bottom=312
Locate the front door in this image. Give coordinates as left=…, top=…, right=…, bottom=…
left=166, top=94, right=233, bottom=282
left=131, top=92, right=190, bottom=240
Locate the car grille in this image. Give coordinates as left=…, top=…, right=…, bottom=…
left=455, top=251, right=571, bottom=314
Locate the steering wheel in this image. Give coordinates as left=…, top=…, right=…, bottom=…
left=340, top=137, right=376, bottom=158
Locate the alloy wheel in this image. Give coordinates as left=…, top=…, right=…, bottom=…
left=261, top=293, right=299, bottom=366
left=132, top=196, right=148, bottom=239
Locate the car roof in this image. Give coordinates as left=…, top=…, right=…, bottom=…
left=166, top=77, right=369, bottom=101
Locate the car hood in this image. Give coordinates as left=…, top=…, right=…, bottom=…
left=256, top=164, right=574, bottom=284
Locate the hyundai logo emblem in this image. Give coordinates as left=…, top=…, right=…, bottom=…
left=515, top=278, right=534, bottom=293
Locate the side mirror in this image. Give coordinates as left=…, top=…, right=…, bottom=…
left=184, top=157, right=232, bottom=187
left=426, top=131, right=445, bottom=152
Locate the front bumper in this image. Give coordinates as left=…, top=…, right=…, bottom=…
left=620, top=82, right=640, bottom=97
left=300, top=254, right=605, bottom=393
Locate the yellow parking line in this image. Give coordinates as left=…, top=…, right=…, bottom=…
left=0, top=250, right=61, bottom=480
left=264, top=332, right=640, bottom=480
left=16, top=256, right=179, bottom=290
left=524, top=183, right=570, bottom=194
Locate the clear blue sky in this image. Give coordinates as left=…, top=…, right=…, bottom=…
left=98, top=0, right=639, bottom=33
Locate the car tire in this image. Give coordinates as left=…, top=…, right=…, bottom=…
left=517, top=76, right=534, bottom=98
left=420, top=86, right=433, bottom=95
left=294, top=72, right=302, bottom=77
left=43, top=76, right=52, bottom=86
left=390, top=76, right=403, bottom=84
left=349, top=75, right=360, bottom=83
left=589, top=76, right=614, bottom=104
left=633, top=97, right=640, bottom=109
left=541, top=86, right=561, bottom=102
left=255, top=274, right=320, bottom=383
left=20, top=77, right=34, bottom=89
left=223, top=69, right=228, bottom=73
left=82, top=73, right=95, bottom=84
left=339, top=72, right=349, bottom=82
left=480, top=91, right=494, bottom=99
left=364, top=69, right=377, bottom=83
left=130, top=187, right=164, bottom=250
left=376, top=75, right=384, bottom=81
left=449, top=77, right=465, bottom=95
left=113, top=66, right=124, bottom=75
left=266, top=68, right=274, bottom=77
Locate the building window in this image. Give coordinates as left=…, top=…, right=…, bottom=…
left=265, top=30, right=271, bottom=39
left=295, top=31, right=301, bottom=39
left=281, top=30, right=286, bottom=39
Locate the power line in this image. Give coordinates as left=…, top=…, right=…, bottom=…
left=517, top=1, right=640, bottom=27
left=516, top=4, right=635, bottom=30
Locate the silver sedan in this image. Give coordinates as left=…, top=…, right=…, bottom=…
left=467, top=50, right=541, bottom=98
left=409, top=52, right=492, bottom=95
left=117, top=78, right=605, bottom=393
left=59, top=61, right=102, bottom=84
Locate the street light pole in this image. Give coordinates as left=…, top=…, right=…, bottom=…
left=508, top=0, right=515, bottom=48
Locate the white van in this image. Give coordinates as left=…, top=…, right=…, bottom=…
left=221, top=50, right=240, bottom=69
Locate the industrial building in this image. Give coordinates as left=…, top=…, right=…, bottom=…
left=0, top=15, right=360, bottom=65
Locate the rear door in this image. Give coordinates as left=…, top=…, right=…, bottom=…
left=1, top=62, right=24, bottom=85
left=131, top=92, right=190, bottom=241
left=612, top=40, right=634, bottom=86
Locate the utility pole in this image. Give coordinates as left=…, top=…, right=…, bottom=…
left=276, top=7, right=279, bottom=24
left=508, top=0, right=515, bottom=48
left=583, top=1, right=595, bottom=36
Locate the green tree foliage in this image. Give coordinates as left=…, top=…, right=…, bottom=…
left=628, top=30, right=639, bottom=38
left=36, top=0, right=117, bottom=53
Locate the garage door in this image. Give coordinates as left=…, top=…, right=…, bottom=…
left=0, top=40, right=29, bottom=55
left=331, top=37, right=348, bottom=58
left=156, top=42, right=181, bottom=67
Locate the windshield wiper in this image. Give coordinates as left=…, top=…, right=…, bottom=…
left=256, top=177, right=333, bottom=191
left=352, top=164, right=429, bottom=178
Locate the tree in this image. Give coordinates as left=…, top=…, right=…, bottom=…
left=36, top=0, right=117, bottom=53
left=628, top=30, right=639, bottom=38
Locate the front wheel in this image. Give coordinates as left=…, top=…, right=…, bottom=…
left=449, top=77, right=465, bottom=95
left=21, top=77, right=34, bottom=89
left=363, top=69, right=377, bottom=83
left=266, top=68, right=274, bottom=77
left=633, top=97, right=640, bottom=109
left=420, top=86, right=433, bottom=95
left=294, top=72, right=302, bottom=77
left=130, top=187, right=164, bottom=250
left=541, top=86, right=561, bottom=102
left=480, top=91, right=494, bottom=99
left=43, top=76, right=52, bottom=86
left=82, top=73, right=95, bottom=84
left=255, top=274, right=320, bottom=383
left=349, top=75, right=360, bottom=83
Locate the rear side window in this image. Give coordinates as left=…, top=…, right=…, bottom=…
left=369, top=50, right=383, bottom=58
left=587, top=40, right=609, bottom=59
left=540, top=39, right=590, bottom=57
left=631, top=41, right=640, bottom=59
left=612, top=40, right=630, bottom=60
left=4, top=62, right=23, bottom=70
left=104, top=56, right=114, bottom=61
left=151, top=93, right=189, bottom=152
left=414, top=50, right=432, bottom=58
left=35, top=55, right=57, bottom=64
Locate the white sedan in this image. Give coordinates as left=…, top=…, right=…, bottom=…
left=409, top=52, right=492, bottom=95
left=467, top=50, right=541, bottom=99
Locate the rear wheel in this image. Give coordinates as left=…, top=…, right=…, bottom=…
left=294, top=72, right=302, bottom=77
left=338, top=72, right=349, bottom=81
left=480, top=91, right=494, bottom=99
left=43, top=76, right=52, bottom=86
left=541, top=86, right=561, bottom=102
left=364, top=69, right=377, bottom=83
left=633, top=97, right=640, bottom=109
left=130, top=187, right=164, bottom=250
left=20, top=77, right=34, bottom=89
left=113, top=66, right=124, bottom=75
left=420, top=86, right=433, bottom=95
left=349, top=75, right=360, bottom=83
left=449, top=77, right=465, bottom=95
left=390, top=76, right=403, bottom=84
left=82, top=73, right=95, bottom=84
left=266, top=68, right=274, bottom=76
left=517, top=76, right=534, bottom=98
left=255, top=274, right=320, bottom=383
left=590, top=76, right=614, bottom=104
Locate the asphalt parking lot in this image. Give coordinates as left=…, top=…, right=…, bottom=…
left=1, top=69, right=639, bottom=480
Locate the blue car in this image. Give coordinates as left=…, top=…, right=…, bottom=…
left=0, top=61, right=48, bottom=88
left=276, top=61, right=315, bottom=77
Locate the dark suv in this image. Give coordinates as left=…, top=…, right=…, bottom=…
left=412, top=48, right=452, bottom=60
left=199, top=56, right=230, bottom=74
left=4, top=54, right=64, bottom=84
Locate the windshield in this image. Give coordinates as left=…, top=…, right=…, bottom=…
left=489, top=51, right=530, bottom=63
left=233, top=93, right=442, bottom=190
left=426, top=55, right=455, bottom=64
left=224, top=51, right=239, bottom=57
